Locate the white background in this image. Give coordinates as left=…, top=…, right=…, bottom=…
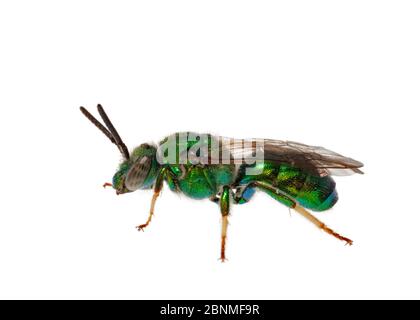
left=0, top=1, right=419, bottom=300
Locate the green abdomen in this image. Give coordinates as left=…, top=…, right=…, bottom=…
left=238, top=162, right=338, bottom=211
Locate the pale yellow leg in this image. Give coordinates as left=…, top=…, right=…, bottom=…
left=136, top=169, right=166, bottom=231
left=220, top=215, right=229, bottom=262
left=294, top=204, right=353, bottom=245
left=136, top=192, right=160, bottom=231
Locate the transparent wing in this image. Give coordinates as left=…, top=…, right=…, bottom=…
left=219, top=137, right=364, bottom=177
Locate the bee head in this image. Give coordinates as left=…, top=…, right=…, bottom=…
left=111, top=144, right=158, bottom=194
left=80, top=105, right=159, bottom=194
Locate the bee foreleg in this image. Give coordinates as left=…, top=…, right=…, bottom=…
left=136, top=169, right=166, bottom=232
left=219, top=186, right=232, bottom=262
left=254, top=181, right=353, bottom=246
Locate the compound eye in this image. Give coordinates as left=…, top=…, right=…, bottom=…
left=125, top=156, right=152, bottom=191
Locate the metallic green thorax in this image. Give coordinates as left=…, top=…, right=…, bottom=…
left=115, top=132, right=338, bottom=211
left=158, top=133, right=236, bottom=200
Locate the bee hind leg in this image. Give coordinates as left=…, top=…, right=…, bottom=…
left=293, top=204, right=353, bottom=245
left=254, top=181, right=353, bottom=246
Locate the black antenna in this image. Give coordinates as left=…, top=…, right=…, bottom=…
left=80, top=107, right=116, bottom=143
left=80, top=105, right=130, bottom=160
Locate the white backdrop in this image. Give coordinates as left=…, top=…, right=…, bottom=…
left=0, top=1, right=419, bottom=299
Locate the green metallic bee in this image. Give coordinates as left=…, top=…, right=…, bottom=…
left=80, top=105, right=364, bottom=261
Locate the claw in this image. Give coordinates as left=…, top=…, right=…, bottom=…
left=218, top=257, right=228, bottom=263
left=103, top=182, right=113, bottom=188
left=344, top=238, right=354, bottom=246
left=136, top=224, right=147, bottom=232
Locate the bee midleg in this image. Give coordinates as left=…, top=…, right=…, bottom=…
left=136, top=168, right=166, bottom=231
left=219, top=186, right=232, bottom=262
left=254, top=181, right=353, bottom=245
